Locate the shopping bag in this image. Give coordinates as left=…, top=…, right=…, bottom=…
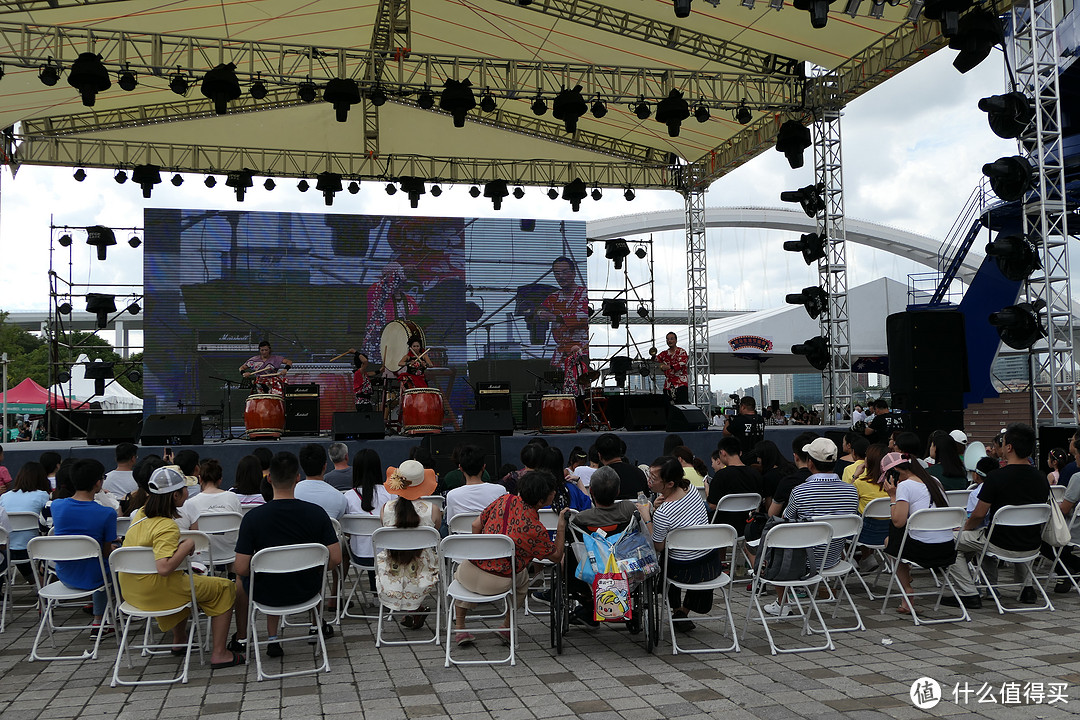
left=1043, top=499, right=1071, bottom=548
left=612, top=528, right=659, bottom=583
left=592, top=554, right=632, bottom=622
left=575, top=530, right=621, bottom=586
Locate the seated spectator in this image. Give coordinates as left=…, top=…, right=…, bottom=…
left=1047, top=447, right=1069, bottom=486
left=841, top=437, right=871, bottom=484
left=323, top=442, right=354, bottom=491
left=181, top=459, right=242, bottom=570
left=596, top=433, right=648, bottom=500
left=120, top=455, right=163, bottom=517
left=230, top=456, right=267, bottom=508
left=572, top=466, right=635, bottom=534
left=445, top=445, right=507, bottom=523
left=540, top=446, right=590, bottom=512
left=768, top=432, right=817, bottom=517
left=1, top=461, right=51, bottom=582
left=440, top=445, right=491, bottom=493
left=39, top=451, right=62, bottom=492
left=566, top=446, right=595, bottom=488
left=172, top=449, right=202, bottom=498
left=295, top=444, right=347, bottom=521
left=707, top=436, right=763, bottom=535
left=751, top=440, right=796, bottom=506
left=852, top=444, right=890, bottom=549
left=0, top=445, right=12, bottom=493
left=130, top=465, right=194, bottom=530
left=342, top=449, right=391, bottom=565
left=499, top=439, right=548, bottom=495
left=926, top=431, right=968, bottom=490
left=671, top=446, right=709, bottom=489
left=104, top=443, right=139, bottom=496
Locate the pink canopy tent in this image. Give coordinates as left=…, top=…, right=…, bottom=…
left=0, top=377, right=70, bottom=411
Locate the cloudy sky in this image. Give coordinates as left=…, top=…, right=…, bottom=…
left=0, top=46, right=1018, bottom=393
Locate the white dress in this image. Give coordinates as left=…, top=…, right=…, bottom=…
left=375, top=498, right=439, bottom=611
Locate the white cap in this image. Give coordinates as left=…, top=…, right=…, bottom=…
left=148, top=465, right=186, bottom=495
left=949, top=429, right=968, bottom=445
left=803, top=437, right=838, bottom=463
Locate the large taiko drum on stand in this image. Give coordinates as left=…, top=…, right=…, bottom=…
left=541, top=394, right=578, bottom=433
left=245, top=394, right=285, bottom=439
left=380, top=319, right=425, bottom=370
left=401, top=387, right=444, bottom=435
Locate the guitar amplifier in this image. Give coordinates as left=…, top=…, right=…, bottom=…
left=285, top=384, right=320, bottom=435
left=477, top=381, right=512, bottom=411
left=285, top=383, right=319, bottom=396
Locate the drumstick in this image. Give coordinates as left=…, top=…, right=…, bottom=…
left=250, top=366, right=278, bottom=376
left=327, top=347, right=357, bottom=362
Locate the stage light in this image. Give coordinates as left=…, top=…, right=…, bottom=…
left=170, top=174, right=183, bottom=187
left=983, top=156, right=1034, bottom=202
left=986, top=233, right=1041, bottom=281
left=57, top=302, right=72, bottom=315
left=84, top=293, right=116, bottom=329
left=547, top=187, right=558, bottom=200
left=68, top=52, right=110, bottom=107
left=126, top=369, right=142, bottom=383
left=734, top=101, right=752, bottom=125
left=605, top=239, right=631, bottom=269
left=132, top=164, right=161, bottom=198
left=531, top=94, right=548, bottom=116
left=226, top=169, right=255, bottom=201
left=323, top=78, right=361, bottom=121
left=601, top=299, right=628, bottom=329
left=780, top=183, right=827, bottom=217
left=792, top=335, right=830, bottom=371
left=673, top=0, right=692, bottom=18
left=128, top=236, right=141, bottom=248
left=429, top=183, right=442, bottom=197
left=399, top=176, right=426, bottom=208
left=38, top=62, right=60, bottom=87
left=949, top=8, right=1003, bottom=73
left=587, top=244, right=593, bottom=257
left=469, top=186, right=480, bottom=198
left=635, top=243, right=647, bottom=259
left=591, top=188, right=602, bottom=201
left=73, top=169, right=86, bottom=182
left=552, top=85, right=587, bottom=133
left=56, top=370, right=72, bottom=384
left=990, top=299, right=1047, bottom=349
left=83, top=360, right=114, bottom=396
left=921, top=0, right=970, bottom=39
left=168, top=71, right=188, bottom=96
left=439, top=78, right=476, bottom=127
left=479, top=91, right=496, bottom=113
left=978, top=91, right=1033, bottom=139
left=367, top=84, right=387, bottom=107
left=783, top=232, right=828, bottom=265
left=513, top=186, right=525, bottom=200
left=385, top=182, right=397, bottom=196
left=786, top=286, right=828, bottom=319
left=416, top=85, right=435, bottom=110
left=201, top=62, right=241, bottom=115
left=611, top=355, right=632, bottom=387
left=297, top=81, right=318, bottom=103
left=316, top=171, right=343, bottom=206
left=127, top=302, right=140, bottom=315
left=484, top=179, right=509, bottom=210
left=793, top=0, right=836, bottom=28
left=775, top=119, right=812, bottom=169
left=116, top=66, right=137, bottom=92
left=624, top=187, right=635, bottom=201
left=633, top=96, right=651, bottom=120
left=297, top=179, right=309, bottom=192
left=86, top=226, right=116, bottom=261
left=562, top=178, right=587, bottom=211
left=348, top=181, right=360, bottom=194
left=693, top=103, right=711, bottom=123
left=114, top=170, right=127, bottom=184
left=637, top=304, right=650, bottom=319
left=263, top=178, right=275, bottom=191
left=655, top=89, right=690, bottom=137
left=250, top=77, right=268, bottom=100
left=58, top=234, right=72, bottom=247
left=590, top=96, right=607, bottom=119
left=204, top=175, right=217, bottom=188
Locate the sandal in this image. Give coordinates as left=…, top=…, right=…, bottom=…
left=210, top=651, right=246, bottom=670
left=400, top=614, right=416, bottom=629
left=454, top=631, right=475, bottom=647
left=897, top=605, right=912, bottom=615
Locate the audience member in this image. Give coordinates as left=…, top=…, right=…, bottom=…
left=121, top=455, right=164, bottom=516
left=1, top=461, right=51, bottom=582
left=181, top=459, right=242, bottom=569
left=671, top=446, right=708, bottom=489
left=103, top=443, right=139, bottom=496
left=295, top=444, right=347, bottom=520
left=596, top=433, right=648, bottom=500
left=230, top=455, right=268, bottom=507
left=342, top=449, right=391, bottom=562
left=39, top=451, right=61, bottom=491
left=926, top=431, right=968, bottom=490
left=768, top=432, right=818, bottom=516
left=172, top=449, right=202, bottom=498
left=324, top=442, right=354, bottom=491
left=707, top=436, right=762, bottom=534
left=445, top=445, right=507, bottom=523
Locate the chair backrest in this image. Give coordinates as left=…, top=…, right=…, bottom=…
left=808, top=513, right=863, bottom=541
left=449, top=512, right=480, bottom=534
left=115, top=515, right=132, bottom=537
left=906, top=506, right=966, bottom=533
left=537, top=509, right=575, bottom=532
left=250, top=543, right=330, bottom=574
left=945, top=489, right=972, bottom=508
left=195, top=511, right=242, bottom=534
left=665, top=524, right=737, bottom=553
left=179, top=530, right=212, bottom=556
left=697, top=486, right=708, bottom=502
left=340, top=513, right=383, bottom=538
left=421, top=495, right=445, bottom=512
left=371, top=526, right=441, bottom=554
left=27, top=534, right=103, bottom=563
left=7, top=511, right=40, bottom=533
left=1051, top=484, right=1067, bottom=503
left=862, top=496, right=892, bottom=520
left=440, top=534, right=514, bottom=563
left=0, top=526, right=7, bottom=546
left=989, top=503, right=1051, bottom=529
left=241, top=504, right=259, bottom=515
left=761, top=521, right=832, bottom=550
left=109, top=546, right=161, bottom=576
left=714, top=492, right=761, bottom=514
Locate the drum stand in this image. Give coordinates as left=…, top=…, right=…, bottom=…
left=579, top=391, right=611, bottom=432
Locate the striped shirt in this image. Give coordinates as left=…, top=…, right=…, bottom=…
left=651, top=488, right=711, bottom=561
left=783, top=474, right=859, bottom=570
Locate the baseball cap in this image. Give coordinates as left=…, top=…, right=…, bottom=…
left=148, top=465, right=187, bottom=495
left=802, top=437, right=838, bottom=463
left=880, top=452, right=910, bottom=476
left=948, top=429, right=968, bottom=446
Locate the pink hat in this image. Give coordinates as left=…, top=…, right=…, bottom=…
left=880, top=452, right=911, bottom=475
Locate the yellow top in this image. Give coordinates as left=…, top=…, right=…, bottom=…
left=682, top=466, right=706, bottom=488
left=852, top=473, right=888, bottom=513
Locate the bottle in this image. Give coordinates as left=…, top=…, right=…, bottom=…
left=635, top=491, right=651, bottom=521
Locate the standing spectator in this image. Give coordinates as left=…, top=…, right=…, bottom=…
left=724, top=397, right=766, bottom=449
left=104, top=443, right=139, bottom=496
left=445, top=445, right=507, bottom=523
left=324, top=443, right=353, bottom=491
left=295, top=444, right=347, bottom=521
left=863, top=399, right=906, bottom=446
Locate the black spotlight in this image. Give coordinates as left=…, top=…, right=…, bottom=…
left=547, top=187, right=558, bottom=200
left=637, top=304, right=649, bottom=319
left=38, top=62, right=60, bottom=87
left=367, top=84, right=387, bottom=107
left=201, top=62, right=241, bottom=115
left=57, top=302, right=72, bottom=315
left=786, top=286, right=829, bottom=319
left=324, top=78, right=361, bottom=122
left=655, top=89, right=690, bottom=137
left=68, top=52, right=110, bottom=107
left=226, top=169, right=255, bottom=201
left=673, top=0, right=692, bottom=18
left=587, top=244, right=593, bottom=257
left=734, top=101, right=752, bottom=125
left=170, top=173, right=184, bottom=187
left=56, top=370, right=72, bottom=384
left=127, top=301, right=141, bottom=315
left=775, top=120, right=812, bottom=169
left=297, top=81, right=318, bottom=103
left=58, top=234, right=72, bottom=247
left=250, top=77, right=268, bottom=100
left=530, top=94, right=548, bottom=116
left=985, top=233, right=1041, bottom=281
left=348, top=181, right=360, bottom=194
left=792, top=336, right=831, bottom=371
left=73, top=169, right=86, bottom=182
left=204, top=175, right=217, bottom=188
left=479, top=91, right=496, bottom=113
left=591, top=96, right=607, bottom=119
left=949, top=8, right=1003, bottom=74
left=264, top=178, right=276, bottom=191
left=316, top=171, right=343, bottom=206
left=399, top=176, right=426, bottom=208
left=385, top=182, right=398, bottom=196
left=439, top=78, right=476, bottom=127
left=633, top=96, right=651, bottom=120
left=126, top=369, right=142, bottom=383
left=693, top=103, right=710, bottom=123
left=484, top=179, right=509, bottom=210
left=562, top=178, right=588, bottom=211
left=85, top=293, right=116, bottom=328
left=417, top=85, right=436, bottom=110
left=601, top=298, right=628, bottom=329
left=118, top=66, right=138, bottom=91
left=132, top=164, right=161, bottom=199
left=634, top=243, right=647, bottom=259
left=990, top=299, right=1046, bottom=349
left=83, top=360, right=114, bottom=395
left=978, top=91, right=1033, bottom=139
left=624, top=187, right=635, bottom=201
left=605, top=239, right=631, bottom=269
left=591, top=188, right=602, bottom=201
left=114, top=170, right=128, bottom=184
left=429, top=183, right=442, bottom=197
left=168, top=71, right=189, bottom=96
left=982, top=156, right=1034, bottom=202
left=297, top=179, right=310, bottom=192
left=783, top=232, right=828, bottom=265
left=86, top=226, right=117, bottom=261
left=793, top=0, right=838, bottom=28
left=513, top=186, right=525, bottom=200
left=552, top=85, right=587, bottom=133
left=780, top=183, right=827, bottom=217
left=921, top=0, right=972, bottom=39
left=469, top=186, right=481, bottom=198
left=128, top=236, right=141, bottom=248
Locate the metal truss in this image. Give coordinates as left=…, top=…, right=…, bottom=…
left=366, top=0, right=414, bottom=155
left=491, top=0, right=800, bottom=76
left=683, top=167, right=711, bottom=412
left=0, top=0, right=127, bottom=12
left=1012, top=0, right=1077, bottom=425
left=810, top=73, right=852, bottom=420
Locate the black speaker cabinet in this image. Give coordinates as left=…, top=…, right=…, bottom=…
left=421, top=432, right=502, bottom=478
left=285, top=396, right=320, bottom=436
left=331, top=411, right=385, bottom=440
left=476, top=382, right=512, bottom=412
left=887, top=311, right=968, bottom=412
left=522, top=395, right=543, bottom=430
left=86, top=414, right=142, bottom=445
left=625, top=394, right=668, bottom=431
left=463, top=409, right=515, bottom=436
left=666, top=404, right=709, bottom=432
left=140, top=414, right=203, bottom=446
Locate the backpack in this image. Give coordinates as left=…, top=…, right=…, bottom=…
left=755, top=517, right=811, bottom=582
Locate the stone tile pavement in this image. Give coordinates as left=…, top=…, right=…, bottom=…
left=1, top=572, right=1079, bottom=719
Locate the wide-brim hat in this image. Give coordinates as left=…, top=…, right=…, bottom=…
left=385, top=459, right=438, bottom=501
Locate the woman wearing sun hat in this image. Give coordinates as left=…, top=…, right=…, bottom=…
left=377, top=459, right=443, bottom=629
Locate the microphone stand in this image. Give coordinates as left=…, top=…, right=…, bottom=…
left=209, top=376, right=239, bottom=441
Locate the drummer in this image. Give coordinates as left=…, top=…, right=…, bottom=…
left=240, top=340, right=292, bottom=394
left=536, top=256, right=589, bottom=395
left=398, top=335, right=432, bottom=390
left=353, top=351, right=375, bottom=410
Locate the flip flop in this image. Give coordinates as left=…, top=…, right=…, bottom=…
left=170, top=646, right=187, bottom=657
left=896, top=605, right=912, bottom=615
left=211, top=651, right=246, bottom=670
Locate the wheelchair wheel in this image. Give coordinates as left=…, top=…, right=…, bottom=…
left=550, top=563, right=564, bottom=654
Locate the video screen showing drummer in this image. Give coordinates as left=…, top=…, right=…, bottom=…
left=536, top=256, right=589, bottom=395
left=398, top=335, right=433, bottom=389
left=239, top=340, right=292, bottom=394
left=353, top=351, right=375, bottom=411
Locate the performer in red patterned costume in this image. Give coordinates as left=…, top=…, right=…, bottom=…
left=657, top=332, right=690, bottom=404
left=239, top=340, right=291, bottom=395
left=536, top=257, right=589, bottom=395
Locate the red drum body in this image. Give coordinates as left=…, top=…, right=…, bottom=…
left=541, top=394, right=578, bottom=433
left=245, top=394, right=285, bottom=439
left=402, top=388, right=443, bottom=435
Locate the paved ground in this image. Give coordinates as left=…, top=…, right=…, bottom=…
left=1, top=569, right=1079, bottom=720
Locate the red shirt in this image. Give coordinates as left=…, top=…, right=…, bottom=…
left=472, top=494, right=555, bottom=578
left=657, top=346, right=689, bottom=388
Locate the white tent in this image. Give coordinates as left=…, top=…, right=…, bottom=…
left=53, top=354, right=143, bottom=412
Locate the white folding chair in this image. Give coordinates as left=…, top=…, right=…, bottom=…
left=525, top=509, right=571, bottom=618
left=421, top=495, right=445, bottom=513
left=109, top=547, right=204, bottom=687
left=0, top=527, right=10, bottom=632
left=340, top=514, right=383, bottom=620
left=27, top=535, right=115, bottom=661
left=807, top=514, right=865, bottom=634
left=878, top=507, right=969, bottom=625
left=449, top=512, right=480, bottom=535
left=1048, top=506, right=1080, bottom=597
left=193, top=512, right=241, bottom=573
left=442, top=534, right=517, bottom=667
left=178, top=531, right=215, bottom=645
left=711, top=493, right=761, bottom=574
left=370, top=526, right=442, bottom=647
left=945, top=490, right=972, bottom=508
left=248, top=543, right=331, bottom=681
left=7, top=511, right=42, bottom=606
left=1051, top=485, right=1067, bottom=504
left=853, top=497, right=893, bottom=599
left=742, top=521, right=834, bottom=655
left=663, top=524, right=739, bottom=655
left=974, top=504, right=1054, bottom=614
left=115, top=516, right=132, bottom=539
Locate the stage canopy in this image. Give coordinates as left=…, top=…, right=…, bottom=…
left=0, top=376, right=69, bottom=413
left=0, top=1, right=995, bottom=193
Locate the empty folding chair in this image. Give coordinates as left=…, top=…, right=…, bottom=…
left=442, top=534, right=517, bottom=667
left=449, top=512, right=480, bottom=535
left=663, top=524, right=739, bottom=654
left=807, top=514, right=865, bottom=634
left=878, top=507, right=969, bottom=625
left=975, top=504, right=1054, bottom=614
left=6, top=511, right=42, bottom=606
left=370, top=526, right=442, bottom=646
left=340, top=514, right=383, bottom=620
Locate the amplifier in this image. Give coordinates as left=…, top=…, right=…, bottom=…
left=522, top=394, right=543, bottom=430
left=477, top=381, right=512, bottom=412
left=285, top=395, right=320, bottom=435
left=285, top=383, right=319, bottom=397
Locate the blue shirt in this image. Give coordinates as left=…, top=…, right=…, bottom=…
left=0, top=490, right=50, bottom=550
left=50, top=498, right=118, bottom=590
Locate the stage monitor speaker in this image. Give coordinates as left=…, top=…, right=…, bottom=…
left=522, top=395, right=543, bottom=430
left=666, top=404, right=708, bottom=432
left=463, top=410, right=514, bottom=436
left=887, top=311, right=968, bottom=412
left=331, top=411, right=385, bottom=440
left=625, top=394, right=668, bottom=431
left=421, top=433, right=501, bottom=479
left=140, top=414, right=203, bottom=446
left=285, top=397, right=320, bottom=436
left=86, top=414, right=142, bottom=445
